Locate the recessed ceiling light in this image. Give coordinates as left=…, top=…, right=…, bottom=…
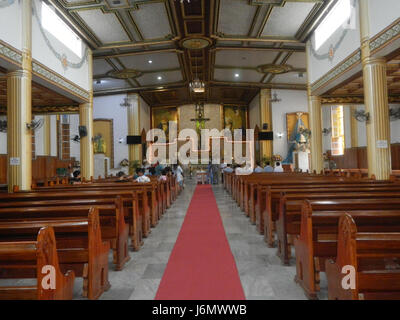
left=157, top=76, right=162, bottom=80
left=148, top=60, right=153, bottom=64
left=235, top=73, right=240, bottom=78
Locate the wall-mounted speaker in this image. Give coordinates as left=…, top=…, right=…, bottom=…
left=79, top=126, right=87, bottom=138
left=126, top=135, right=142, bottom=145
left=258, top=131, right=274, bottom=141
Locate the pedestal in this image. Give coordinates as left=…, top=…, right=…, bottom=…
left=294, top=151, right=310, bottom=173
left=94, top=153, right=110, bottom=179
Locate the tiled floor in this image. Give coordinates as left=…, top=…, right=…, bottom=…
left=212, top=184, right=308, bottom=300
left=98, top=180, right=198, bottom=300
left=1, top=180, right=328, bottom=300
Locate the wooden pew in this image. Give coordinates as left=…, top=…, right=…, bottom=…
left=325, top=214, right=400, bottom=300
left=0, top=199, right=130, bottom=271
left=0, top=226, right=75, bottom=300
left=294, top=200, right=400, bottom=299
left=251, top=177, right=393, bottom=226
left=276, top=194, right=400, bottom=265
left=33, top=181, right=160, bottom=230
left=0, top=207, right=110, bottom=299
left=0, top=190, right=142, bottom=252
left=262, top=184, right=400, bottom=246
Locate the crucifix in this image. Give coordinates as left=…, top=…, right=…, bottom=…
left=190, top=102, right=210, bottom=150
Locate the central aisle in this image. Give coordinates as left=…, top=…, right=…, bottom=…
left=155, top=185, right=245, bottom=300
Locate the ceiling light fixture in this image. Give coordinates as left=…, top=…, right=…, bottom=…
left=148, top=60, right=153, bottom=64
left=157, top=76, right=162, bottom=80
left=235, top=73, right=240, bottom=78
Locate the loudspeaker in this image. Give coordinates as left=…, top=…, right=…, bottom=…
left=126, top=135, right=142, bottom=145
left=258, top=131, right=274, bottom=141
left=262, top=123, right=269, bottom=130
left=79, top=126, right=87, bottom=138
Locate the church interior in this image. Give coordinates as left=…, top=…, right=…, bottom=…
left=0, top=0, right=400, bottom=301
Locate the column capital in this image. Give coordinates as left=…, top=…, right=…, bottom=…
left=260, top=88, right=272, bottom=97
left=7, top=70, right=31, bottom=79
left=362, top=57, right=387, bottom=66
left=127, top=93, right=139, bottom=102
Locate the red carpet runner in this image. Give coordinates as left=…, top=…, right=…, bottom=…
left=155, top=185, right=245, bottom=300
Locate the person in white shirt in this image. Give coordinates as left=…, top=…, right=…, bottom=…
left=254, top=161, right=264, bottom=173
left=274, top=162, right=284, bottom=173
left=175, top=164, right=184, bottom=188
left=135, top=169, right=151, bottom=183
left=236, top=163, right=253, bottom=175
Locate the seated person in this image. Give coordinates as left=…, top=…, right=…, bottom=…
left=274, top=162, right=284, bottom=173
left=223, top=164, right=234, bottom=173
left=235, top=163, right=253, bottom=175
left=159, top=169, right=168, bottom=182
left=135, top=168, right=151, bottom=183
left=254, top=161, right=264, bottom=173
left=70, top=170, right=81, bottom=184
left=263, top=161, right=274, bottom=173
left=149, top=167, right=156, bottom=176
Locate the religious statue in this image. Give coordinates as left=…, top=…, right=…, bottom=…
left=293, top=125, right=311, bottom=152
left=94, top=134, right=106, bottom=154
left=283, top=112, right=311, bottom=164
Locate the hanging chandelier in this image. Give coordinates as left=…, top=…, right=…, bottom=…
left=189, top=78, right=205, bottom=93
left=189, top=49, right=205, bottom=93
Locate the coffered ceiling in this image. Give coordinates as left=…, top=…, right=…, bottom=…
left=322, top=52, right=400, bottom=104
left=51, top=0, right=335, bottom=106
left=0, top=76, right=78, bottom=114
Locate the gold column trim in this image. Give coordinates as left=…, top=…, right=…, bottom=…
left=79, top=49, right=94, bottom=180
left=7, top=0, right=32, bottom=192
left=259, top=88, right=273, bottom=161
left=308, top=89, right=323, bottom=173
left=127, top=93, right=141, bottom=165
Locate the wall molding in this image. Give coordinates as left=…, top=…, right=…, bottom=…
left=0, top=40, right=22, bottom=67
left=311, top=18, right=400, bottom=95
left=32, top=60, right=89, bottom=102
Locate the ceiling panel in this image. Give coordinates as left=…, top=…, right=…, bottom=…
left=77, top=9, right=131, bottom=43
left=138, top=70, right=183, bottom=87
left=129, top=2, right=172, bottom=40
left=262, top=3, right=316, bottom=37
left=218, top=0, right=257, bottom=35
left=270, top=73, right=307, bottom=85
left=93, top=59, right=114, bottom=75
left=117, top=52, right=181, bottom=72
left=214, top=68, right=263, bottom=83
left=285, top=52, right=306, bottom=69
left=215, top=49, right=278, bottom=68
